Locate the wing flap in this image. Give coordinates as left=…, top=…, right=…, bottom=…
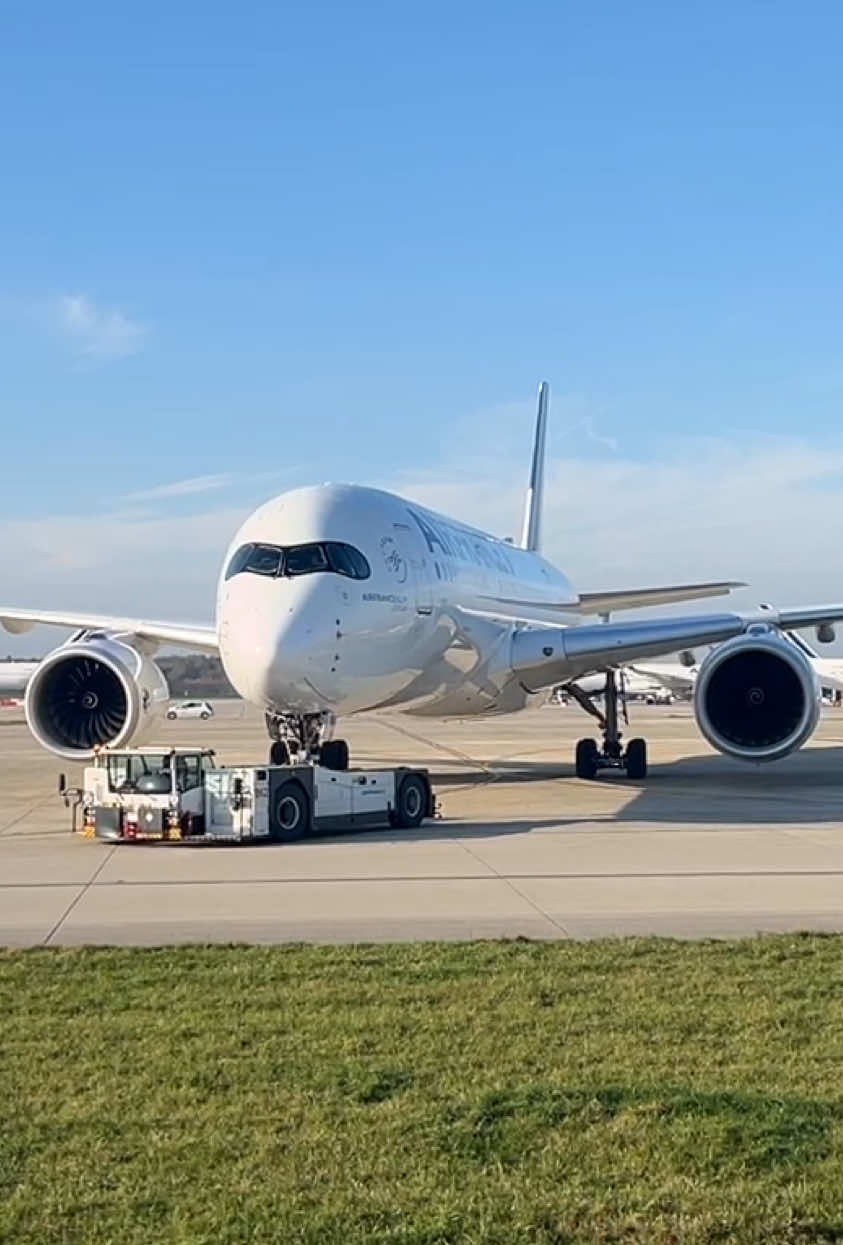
left=0, top=608, right=218, bottom=653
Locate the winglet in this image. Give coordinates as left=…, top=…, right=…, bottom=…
left=519, top=381, right=550, bottom=552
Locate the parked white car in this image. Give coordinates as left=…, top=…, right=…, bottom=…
left=166, top=700, right=214, bottom=721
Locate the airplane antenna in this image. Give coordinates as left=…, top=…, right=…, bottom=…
left=519, top=381, right=550, bottom=552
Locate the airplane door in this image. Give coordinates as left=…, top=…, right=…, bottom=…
left=392, top=523, right=433, bottom=615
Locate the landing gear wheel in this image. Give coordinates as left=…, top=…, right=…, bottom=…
left=624, top=737, right=647, bottom=779
left=265, top=711, right=335, bottom=765
left=320, top=739, right=349, bottom=771
left=270, top=781, right=309, bottom=842
left=391, top=774, right=428, bottom=829
left=269, top=740, right=291, bottom=766
left=575, top=737, right=599, bottom=779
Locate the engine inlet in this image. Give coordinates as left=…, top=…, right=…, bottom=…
left=703, top=650, right=805, bottom=749
left=35, top=656, right=128, bottom=751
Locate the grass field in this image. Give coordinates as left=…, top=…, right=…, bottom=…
left=3, top=937, right=843, bottom=1244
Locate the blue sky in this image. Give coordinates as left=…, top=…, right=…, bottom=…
left=2, top=2, right=843, bottom=646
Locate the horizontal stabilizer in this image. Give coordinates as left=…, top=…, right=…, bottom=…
left=576, top=581, right=746, bottom=615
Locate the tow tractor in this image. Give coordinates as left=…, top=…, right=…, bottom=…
left=59, top=746, right=434, bottom=843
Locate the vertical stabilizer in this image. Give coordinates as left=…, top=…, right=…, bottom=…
left=519, top=381, right=550, bottom=552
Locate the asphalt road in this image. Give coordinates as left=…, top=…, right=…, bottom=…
left=2, top=701, right=843, bottom=944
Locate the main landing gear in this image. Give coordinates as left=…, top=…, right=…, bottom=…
left=265, top=711, right=350, bottom=771
left=563, top=668, right=648, bottom=780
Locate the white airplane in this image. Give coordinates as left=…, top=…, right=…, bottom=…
left=0, top=660, right=38, bottom=698
left=782, top=632, right=843, bottom=695
left=628, top=656, right=701, bottom=696
left=568, top=667, right=681, bottom=702
left=3, top=382, right=843, bottom=780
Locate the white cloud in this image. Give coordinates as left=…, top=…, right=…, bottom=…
left=0, top=503, right=244, bottom=655
left=0, top=506, right=243, bottom=580
left=123, top=474, right=233, bottom=502
left=391, top=434, right=843, bottom=616
left=53, top=292, right=148, bottom=359
left=562, top=414, right=619, bottom=454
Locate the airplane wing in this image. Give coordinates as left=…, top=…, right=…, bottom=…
left=511, top=604, right=843, bottom=691
left=483, top=580, right=745, bottom=616
left=0, top=608, right=218, bottom=653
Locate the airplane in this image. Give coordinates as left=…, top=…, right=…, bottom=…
left=3, top=381, right=843, bottom=782
left=627, top=655, right=701, bottom=696
left=0, top=660, right=38, bottom=698
left=781, top=631, right=843, bottom=696
left=565, top=667, right=681, bottom=703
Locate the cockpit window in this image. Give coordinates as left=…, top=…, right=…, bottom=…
left=225, top=545, right=253, bottom=580
left=248, top=544, right=284, bottom=576
left=225, top=540, right=370, bottom=582
left=286, top=543, right=329, bottom=576
left=226, top=543, right=283, bottom=579
left=325, top=542, right=370, bottom=579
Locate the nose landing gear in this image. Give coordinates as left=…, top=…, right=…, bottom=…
left=563, top=668, right=648, bottom=780
left=265, top=711, right=350, bottom=771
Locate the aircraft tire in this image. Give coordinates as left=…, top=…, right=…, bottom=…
left=269, top=740, right=291, bottom=766
left=321, top=739, right=349, bottom=771
left=625, top=738, right=648, bottom=779
left=391, top=774, right=428, bottom=829
left=575, top=738, right=599, bottom=779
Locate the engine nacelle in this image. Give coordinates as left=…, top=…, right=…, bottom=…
left=694, top=630, right=820, bottom=763
left=25, top=637, right=170, bottom=759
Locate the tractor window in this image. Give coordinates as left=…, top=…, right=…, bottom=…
left=174, top=754, right=204, bottom=793
left=106, top=753, right=171, bottom=793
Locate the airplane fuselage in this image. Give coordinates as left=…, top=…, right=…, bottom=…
left=0, top=661, right=37, bottom=697
left=217, top=484, right=579, bottom=718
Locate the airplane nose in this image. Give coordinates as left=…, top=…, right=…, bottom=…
left=219, top=576, right=340, bottom=711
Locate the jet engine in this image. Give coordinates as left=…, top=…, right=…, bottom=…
left=693, top=629, right=820, bottom=763
left=25, top=637, right=170, bottom=759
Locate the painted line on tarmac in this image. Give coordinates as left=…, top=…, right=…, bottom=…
left=453, top=834, right=571, bottom=936
left=42, top=845, right=117, bottom=945
left=7, top=868, right=843, bottom=890
left=0, top=796, right=56, bottom=837
left=0, top=830, right=75, bottom=840
left=377, top=719, right=497, bottom=783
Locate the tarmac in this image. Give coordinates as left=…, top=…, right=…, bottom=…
left=2, top=699, right=843, bottom=946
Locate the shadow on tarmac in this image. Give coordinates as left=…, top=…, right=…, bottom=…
left=424, top=742, right=843, bottom=832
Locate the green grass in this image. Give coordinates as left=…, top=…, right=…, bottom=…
left=3, top=937, right=843, bottom=1244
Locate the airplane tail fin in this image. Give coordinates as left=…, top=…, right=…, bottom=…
left=519, top=381, right=550, bottom=552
